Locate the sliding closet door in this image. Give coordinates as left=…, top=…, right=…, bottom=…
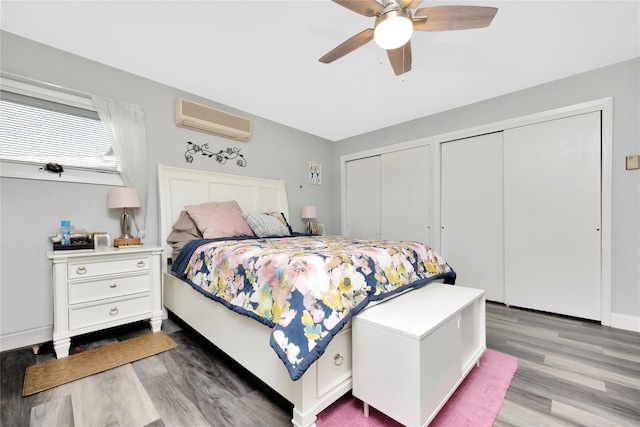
left=441, top=132, right=505, bottom=301
left=381, top=145, right=431, bottom=243
left=345, top=156, right=381, bottom=239
left=504, top=112, right=601, bottom=320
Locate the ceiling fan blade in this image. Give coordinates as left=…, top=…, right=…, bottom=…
left=319, top=28, right=375, bottom=64
left=387, top=41, right=412, bottom=76
left=332, top=0, right=384, bottom=17
left=413, top=6, right=498, bottom=32
left=400, top=0, right=423, bottom=9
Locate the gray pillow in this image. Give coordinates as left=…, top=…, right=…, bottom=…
left=242, top=213, right=291, bottom=237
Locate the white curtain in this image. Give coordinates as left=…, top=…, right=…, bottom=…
left=92, top=95, right=149, bottom=239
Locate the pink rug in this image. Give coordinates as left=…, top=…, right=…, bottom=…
left=316, top=349, right=518, bottom=427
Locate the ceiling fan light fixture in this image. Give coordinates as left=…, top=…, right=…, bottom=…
left=374, top=9, right=413, bottom=50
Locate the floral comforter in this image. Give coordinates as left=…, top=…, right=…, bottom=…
left=171, top=235, right=456, bottom=380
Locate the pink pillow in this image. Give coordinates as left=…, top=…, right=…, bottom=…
left=185, top=200, right=254, bottom=239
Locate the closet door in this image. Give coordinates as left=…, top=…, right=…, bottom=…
left=381, top=145, right=431, bottom=243
left=345, top=156, right=381, bottom=239
left=504, top=112, right=601, bottom=320
left=441, top=132, right=505, bottom=301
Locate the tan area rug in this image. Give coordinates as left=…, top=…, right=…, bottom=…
left=23, top=331, right=177, bottom=396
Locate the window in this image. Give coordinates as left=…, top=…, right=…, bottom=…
left=0, top=76, right=122, bottom=185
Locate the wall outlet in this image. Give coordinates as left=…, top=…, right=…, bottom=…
left=626, top=155, right=639, bottom=170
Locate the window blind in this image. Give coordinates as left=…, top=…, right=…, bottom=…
left=0, top=90, right=118, bottom=172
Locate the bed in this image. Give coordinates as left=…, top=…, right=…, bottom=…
left=157, top=164, right=455, bottom=427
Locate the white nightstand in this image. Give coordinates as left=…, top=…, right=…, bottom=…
left=47, top=246, right=163, bottom=358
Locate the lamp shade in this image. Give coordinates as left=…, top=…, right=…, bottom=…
left=301, top=206, right=317, bottom=219
left=108, top=187, right=141, bottom=209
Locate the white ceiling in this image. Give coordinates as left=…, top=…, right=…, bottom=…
left=1, top=1, right=638, bottom=141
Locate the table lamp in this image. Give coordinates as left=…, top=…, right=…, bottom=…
left=108, top=187, right=141, bottom=240
left=301, top=206, right=317, bottom=234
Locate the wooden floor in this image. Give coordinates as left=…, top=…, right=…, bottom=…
left=1, top=302, right=639, bottom=426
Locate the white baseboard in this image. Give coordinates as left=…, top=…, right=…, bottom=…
left=610, top=312, right=640, bottom=333
left=0, top=326, right=52, bottom=353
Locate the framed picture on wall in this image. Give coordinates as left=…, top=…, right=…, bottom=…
left=309, top=162, right=322, bottom=185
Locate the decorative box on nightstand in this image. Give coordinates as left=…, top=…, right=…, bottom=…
left=47, top=245, right=163, bottom=358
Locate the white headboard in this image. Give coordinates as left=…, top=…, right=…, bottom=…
left=157, top=164, right=289, bottom=267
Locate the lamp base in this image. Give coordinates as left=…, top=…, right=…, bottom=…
left=114, top=237, right=141, bottom=247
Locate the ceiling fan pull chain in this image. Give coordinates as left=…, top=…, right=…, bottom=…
left=402, top=45, right=405, bottom=81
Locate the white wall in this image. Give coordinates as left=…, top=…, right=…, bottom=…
left=1, top=31, right=638, bottom=350
left=0, top=31, right=334, bottom=350
left=332, top=58, right=640, bottom=328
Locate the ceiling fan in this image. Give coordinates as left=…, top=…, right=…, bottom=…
left=319, top=0, right=498, bottom=76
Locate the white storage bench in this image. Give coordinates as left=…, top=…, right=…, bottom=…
left=352, top=282, right=486, bottom=426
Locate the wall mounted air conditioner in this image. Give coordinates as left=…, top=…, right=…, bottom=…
left=175, top=98, right=251, bottom=141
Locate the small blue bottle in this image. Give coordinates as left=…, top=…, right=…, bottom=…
left=61, top=220, right=71, bottom=245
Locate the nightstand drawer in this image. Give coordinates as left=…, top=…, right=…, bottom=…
left=69, top=273, right=150, bottom=305
left=68, top=255, right=150, bottom=279
left=69, top=294, right=152, bottom=330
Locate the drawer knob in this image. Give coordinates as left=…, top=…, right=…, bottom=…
left=334, top=354, right=344, bottom=366
left=137, top=261, right=145, bottom=268
left=109, top=308, right=119, bottom=316
left=110, top=284, right=117, bottom=288
left=76, top=266, right=87, bottom=275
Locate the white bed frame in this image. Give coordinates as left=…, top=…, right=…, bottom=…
left=157, top=164, right=352, bottom=427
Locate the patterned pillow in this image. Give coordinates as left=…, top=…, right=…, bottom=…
left=185, top=200, right=255, bottom=239
left=263, top=212, right=294, bottom=234
left=242, top=213, right=291, bottom=237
